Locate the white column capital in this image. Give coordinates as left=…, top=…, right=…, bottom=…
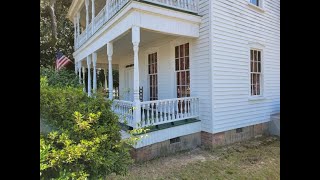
left=85, top=0, right=89, bottom=8
left=92, top=52, right=97, bottom=66
left=107, top=42, right=113, bottom=57
left=86, top=56, right=92, bottom=65
left=132, top=26, right=140, bottom=44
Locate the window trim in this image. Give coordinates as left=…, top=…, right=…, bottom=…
left=247, top=0, right=265, bottom=12
left=174, top=42, right=191, bottom=98
left=248, top=43, right=265, bottom=100
left=170, top=39, right=192, bottom=98
left=148, top=52, right=158, bottom=101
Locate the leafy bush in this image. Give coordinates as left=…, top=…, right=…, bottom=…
left=40, top=77, right=138, bottom=179
left=40, top=67, right=79, bottom=87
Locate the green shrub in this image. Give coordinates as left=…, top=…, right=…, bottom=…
left=40, top=77, right=137, bottom=179
left=40, top=67, right=79, bottom=87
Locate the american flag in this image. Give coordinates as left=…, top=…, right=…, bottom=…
left=55, top=51, right=72, bottom=71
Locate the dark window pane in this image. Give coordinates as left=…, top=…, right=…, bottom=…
left=258, top=61, right=261, bottom=72
left=177, top=86, right=181, bottom=97
left=180, top=58, right=185, bottom=70
left=187, top=86, right=190, bottom=97
left=254, top=50, right=258, bottom=61
left=257, top=85, right=260, bottom=95
left=185, top=57, right=189, bottom=69
left=185, top=43, right=189, bottom=56
left=175, top=58, right=179, bottom=70
left=256, top=74, right=260, bottom=85
left=258, top=51, right=261, bottom=62
left=250, top=50, right=253, bottom=61
left=250, top=61, right=254, bottom=72
left=175, top=46, right=179, bottom=58
left=252, top=74, right=257, bottom=84
left=180, top=45, right=184, bottom=57
left=155, top=53, right=157, bottom=61
left=253, top=62, right=258, bottom=72
left=181, top=86, right=186, bottom=97
left=148, top=65, right=151, bottom=74
left=148, top=55, right=150, bottom=64
left=177, top=72, right=180, bottom=85
left=155, top=63, right=157, bottom=73
left=181, top=71, right=186, bottom=85
left=187, top=71, right=190, bottom=85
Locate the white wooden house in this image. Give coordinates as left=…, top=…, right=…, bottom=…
left=67, top=0, right=280, bottom=161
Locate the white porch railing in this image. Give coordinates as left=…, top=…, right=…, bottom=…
left=112, top=99, right=134, bottom=126
left=112, top=97, right=199, bottom=128
left=75, top=0, right=199, bottom=49
left=140, top=97, right=200, bottom=127
left=143, top=0, right=198, bottom=14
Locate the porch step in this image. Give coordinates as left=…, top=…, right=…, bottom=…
left=269, top=113, right=280, bottom=136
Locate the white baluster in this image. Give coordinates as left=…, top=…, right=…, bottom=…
left=146, top=103, right=150, bottom=125
left=151, top=102, right=154, bottom=124
left=155, top=102, right=159, bottom=124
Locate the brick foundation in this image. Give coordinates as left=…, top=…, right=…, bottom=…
left=131, top=122, right=269, bottom=162
left=131, top=132, right=201, bottom=162
left=201, top=122, right=269, bottom=148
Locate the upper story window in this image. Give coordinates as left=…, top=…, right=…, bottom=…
left=248, top=0, right=265, bottom=12
left=250, top=0, right=260, bottom=7
left=250, top=49, right=262, bottom=96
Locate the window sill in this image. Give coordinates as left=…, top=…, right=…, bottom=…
left=248, top=96, right=266, bottom=101
left=247, top=3, right=265, bottom=13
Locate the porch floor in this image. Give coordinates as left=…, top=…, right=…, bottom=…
left=120, top=118, right=200, bottom=134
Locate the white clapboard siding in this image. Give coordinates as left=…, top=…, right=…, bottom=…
left=191, top=0, right=213, bottom=133
left=211, top=0, right=280, bottom=133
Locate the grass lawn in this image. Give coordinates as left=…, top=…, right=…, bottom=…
left=108, top=136, right=280, bottom=180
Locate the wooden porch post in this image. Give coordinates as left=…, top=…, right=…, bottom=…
left=78, top=62, right=82, bottom=84
left=107, top=42, right=113, bottom=100
left=92, top=52, right=97, bottom=93
left=85, top=0, right=89, bottom=38
left=91, top=0, right=95, bottom=33
left=132, top=25, right=141, bottom=129
left=82, top=66, right=86, bottom=92
left=104, top=68, right=108, bottom=92
left=87, top=55, right=92, bottom=97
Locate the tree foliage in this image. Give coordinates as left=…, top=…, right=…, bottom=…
left=40, top=0, right=74, bottom=68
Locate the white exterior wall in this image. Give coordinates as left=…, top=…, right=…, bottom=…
left=191, top=0, right=213, bottom=133
left=210, top=0, right=280, bottom=133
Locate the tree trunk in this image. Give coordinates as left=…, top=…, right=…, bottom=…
left=48, top=0, right=57, bottom=41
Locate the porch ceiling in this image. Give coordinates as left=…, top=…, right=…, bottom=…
left=95, top=28, right=178, bottom=63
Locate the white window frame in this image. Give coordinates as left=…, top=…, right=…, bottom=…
left=247, top=0, right=265, bottom=12
left=148, top=52, right=158, bottom=101
left=170, top=38, right=192, bottom=98
left=248, top=42, right=265, bottom=100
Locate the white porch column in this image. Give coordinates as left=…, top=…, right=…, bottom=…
left=73, top=16, right=77, bottom=48
left=107, top=42, right=113, bottom=100
left=91, top=0, right=95, bottom=32
left=75, top=61, right=78, bottom=74
left=104, top=68, right=108, bottom=91
left=82, top=66, right=86, bottom=92
left=78, top=62, right=82, bottom=84
left=76, top=12, right=80, bottom=36
left=85, top=0, right=90, bottom=38
left=87, top=55, right=92, bottom=97
left=92, top=52, right=97, bottom=93
left=132, top=26, right=141, bottom=129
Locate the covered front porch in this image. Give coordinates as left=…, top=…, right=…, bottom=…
left=72, top=0, right=202, bottom=129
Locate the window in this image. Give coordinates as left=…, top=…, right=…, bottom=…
left=250, top=49, right=262, bottom=96
left=250, top=0, right=260, bottom=6
left=175, top=43, right=190, bottom=98
left=148, top=52, right=158, bottom=100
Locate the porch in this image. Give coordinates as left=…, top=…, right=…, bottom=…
left=71, top=0, right=201, bottom=129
